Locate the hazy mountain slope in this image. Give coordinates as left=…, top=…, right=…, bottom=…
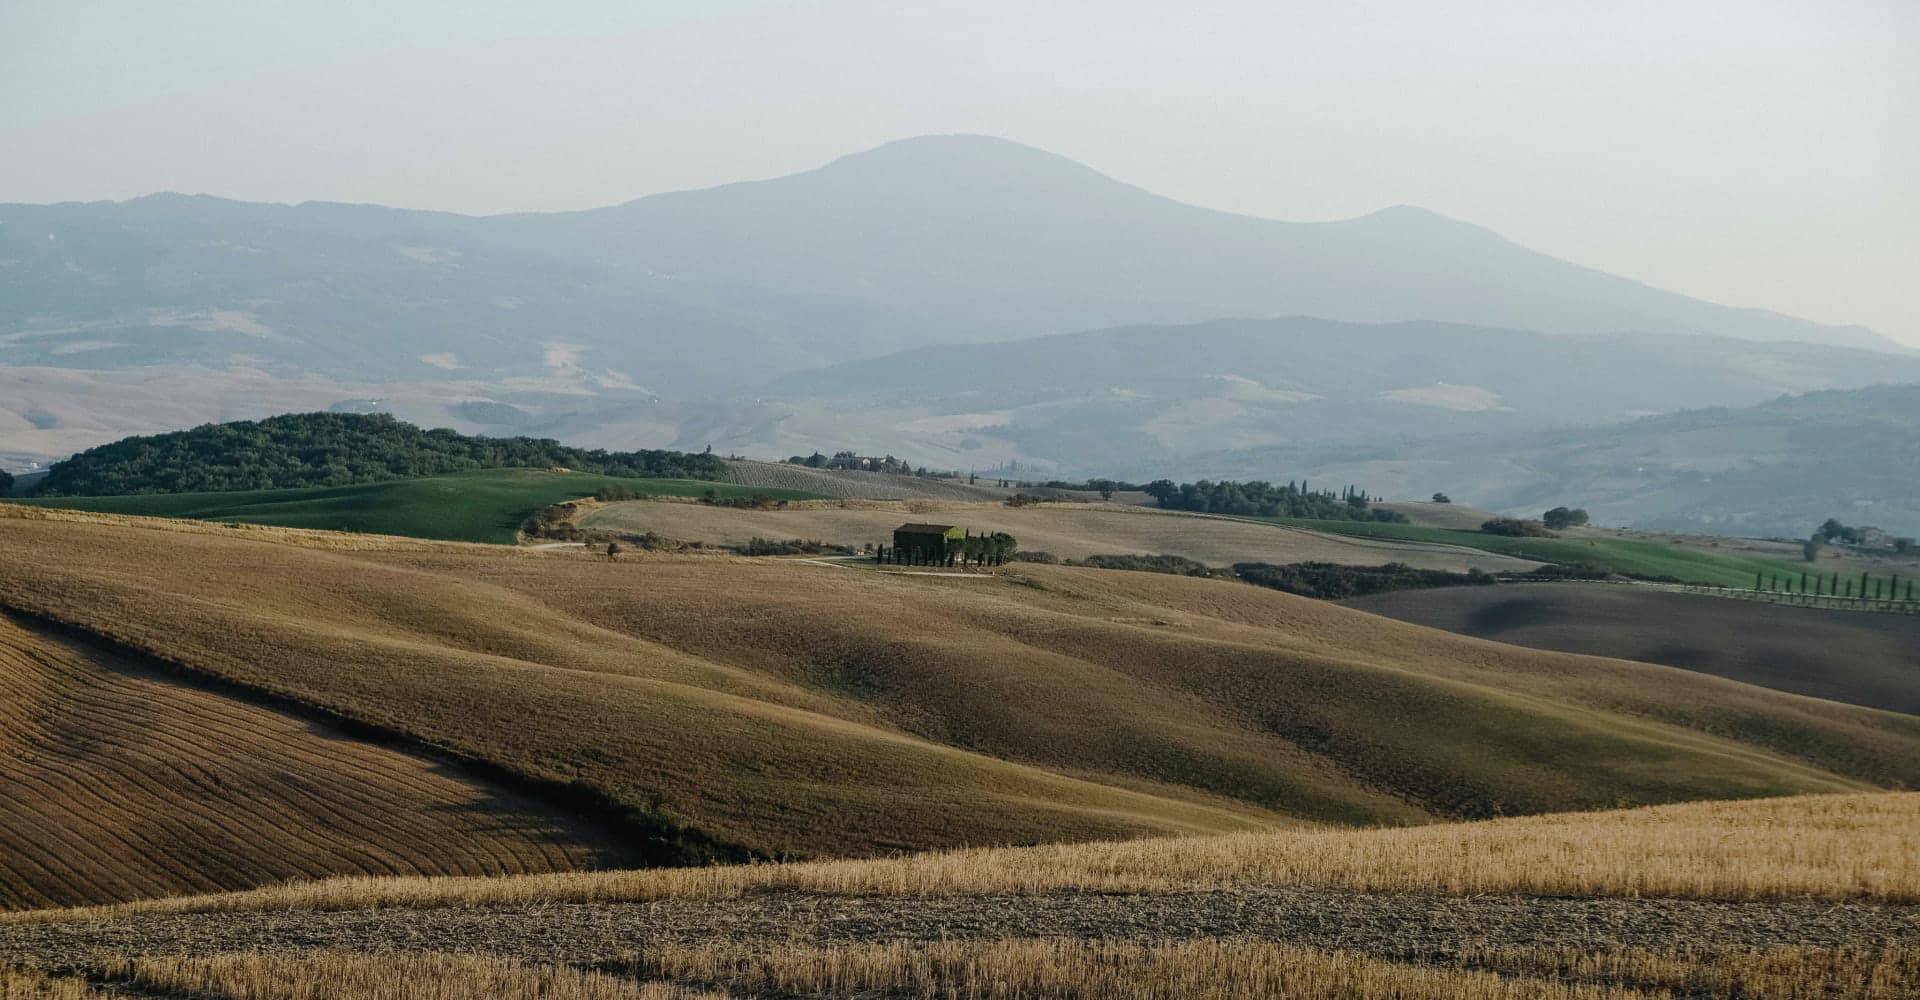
left=759, top=317, right=1920, bottom=471
left=1205, top=383, right=1920, bottom=538
left=0, top=136, right=1890, bottom=405
left=492, top=135, right=1889, bottom=350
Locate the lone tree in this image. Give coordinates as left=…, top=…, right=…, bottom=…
left=1431, top=492, right=1451, bottom=504
left=1803, top=533, right=1824, bottom=563
left=1541, top=507, right=1590, bottom=530
left=605, top=541, right=623, bottom=561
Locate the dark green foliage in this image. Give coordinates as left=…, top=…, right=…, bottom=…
left=38, top=413, right=728, bottom=497
left=1431, top=492, right=1452, bottom=504
left=1009, top=551, right=1060, bottom=564
left=1234, top=561, right=1495, bottom=600
left=1070, top=554, right=1214, bottom=576
left=1541, top=506, right=1590, bottom=530
left=1481, top=517, right=1553, bottom=537
left=737, top=538, right=855, bottom=556
left=0, top=469, right=12, bottom=496
left=1143, top=479, right=1407, bottom=522
left=1804, top=533, right=1825, bottom=562
left=697, top=490, right=787, bottom=509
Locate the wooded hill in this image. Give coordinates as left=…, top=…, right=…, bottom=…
left=31, top=413, right=727, bottom=496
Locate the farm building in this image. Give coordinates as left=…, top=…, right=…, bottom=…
left=893, top=523, right=965, bottom=563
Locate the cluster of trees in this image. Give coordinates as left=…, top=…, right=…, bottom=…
left=1071, top=553, right=1213, bottom=576
left=35, top=413, right=730, bottom=497
left=1754, top=568, right=1914, bottom=602
left=737, top=537, right=855, bottom=556
left=1541, top=507, right=1590, bottom=529
left=1234, top=561, right=1495, bottom=600
left=787, top=451, right=919, bottom=475
left=1480, top=517, right=1553, bottom=537
left=877, top=531, right=1018, bottom=567
left=0, top=469, right=12, bottom=495
left=1142, top=480, right=1408, bottom=522
left=698, top=490, right=786, bottom=509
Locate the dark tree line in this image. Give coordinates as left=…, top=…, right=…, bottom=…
left=35, top=413, right=729, bottom=497
left=1142, top=480, right=1408, bottom=522
left=0, top=469, right=12, bottom=496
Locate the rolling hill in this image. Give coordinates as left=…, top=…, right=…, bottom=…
left=0, top=610, right=634, bottom=910
left=575, top=499, right=1541, bottom=574
left=1345, top=584, right=1920, bottom=715
left=0, top=136, right=1890, bottom=402
left=1, top=504, right=1915, bottom=895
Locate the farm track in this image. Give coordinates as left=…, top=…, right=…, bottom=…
left=5, top=888, right=1916, bottom=968
left=0, top=612, right=629, bottom=910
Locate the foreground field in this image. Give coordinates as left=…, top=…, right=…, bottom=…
left=579, top=498, right=1542, bottom=572
left=0, top=611, right=630, bottom=909
left=4, top=796, right=1916, bottom=998
left=1, top=502, right=1917, bottom=907
left=1347, top=583, right=1920, bottom=714
left=13, top=469, right=814, bottom=543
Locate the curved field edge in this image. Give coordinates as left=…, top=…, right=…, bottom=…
left=9, top=793, right=1915, bottom=924
left=0, top=612, right=646, bottom=910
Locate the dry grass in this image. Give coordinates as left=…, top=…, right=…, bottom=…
left=635, top=938, right=1657, bottom=999
left=1, top=507, right=1917, bottom=906
left=12, top=793, right=1915, bottom=924
left=578, top=497, right=1541, bottom=572
left=102, top=952, right=722, bottom=1000
left=1467, top=944, right=1920, bottom=999
left=0, top=612, right=623, bottom=910
left=0, top=969, right=98, bottom=999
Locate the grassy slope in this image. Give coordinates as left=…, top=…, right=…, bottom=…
left=15, top=470, right=815, bottom=544
left=0, top=507, right=1914, bottom=881
left=579, top=500, right=1540, bottom=573
left=1266, top=517, right=1811, bottom=588
left=0, top=611, right=633, bottom=910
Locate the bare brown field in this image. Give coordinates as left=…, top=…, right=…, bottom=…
left=1346, top=583, right=1920, bottom=714
left=578, top=497, right=1541, bottom=572
left=0, top=611, right=633, bottom=910
left=2, top=505, right=1918, bottom=907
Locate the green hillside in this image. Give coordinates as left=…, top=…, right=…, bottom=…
left=15, top=470, right=815, bottom=544
left=1267, top=518, right=1810, bottom=589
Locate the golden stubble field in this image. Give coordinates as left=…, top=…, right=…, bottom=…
left=576, top=497, right=1543, bottom=572
left=0, top=611, right=633, bottom=910
left=1, top=504, right=1917, bottom=908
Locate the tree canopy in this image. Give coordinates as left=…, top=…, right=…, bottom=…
left=1143, top=479, right=1407, bottom=523
left=35, top=413, right=729, bottom=497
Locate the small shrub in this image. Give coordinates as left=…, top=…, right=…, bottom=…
left=1010, top=551, right=1060, bottom=564
left=1481, top=518, right=1552, bottom=537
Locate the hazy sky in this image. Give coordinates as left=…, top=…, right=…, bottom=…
left=4, top=0, right=1915, bottom=344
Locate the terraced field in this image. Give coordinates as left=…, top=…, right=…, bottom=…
left=578, top=499, right=1542, bottom=573
left=0, top=611, right=634, bottom=910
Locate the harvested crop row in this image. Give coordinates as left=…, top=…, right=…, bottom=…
left=0, top=613, right=629, bottom=910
